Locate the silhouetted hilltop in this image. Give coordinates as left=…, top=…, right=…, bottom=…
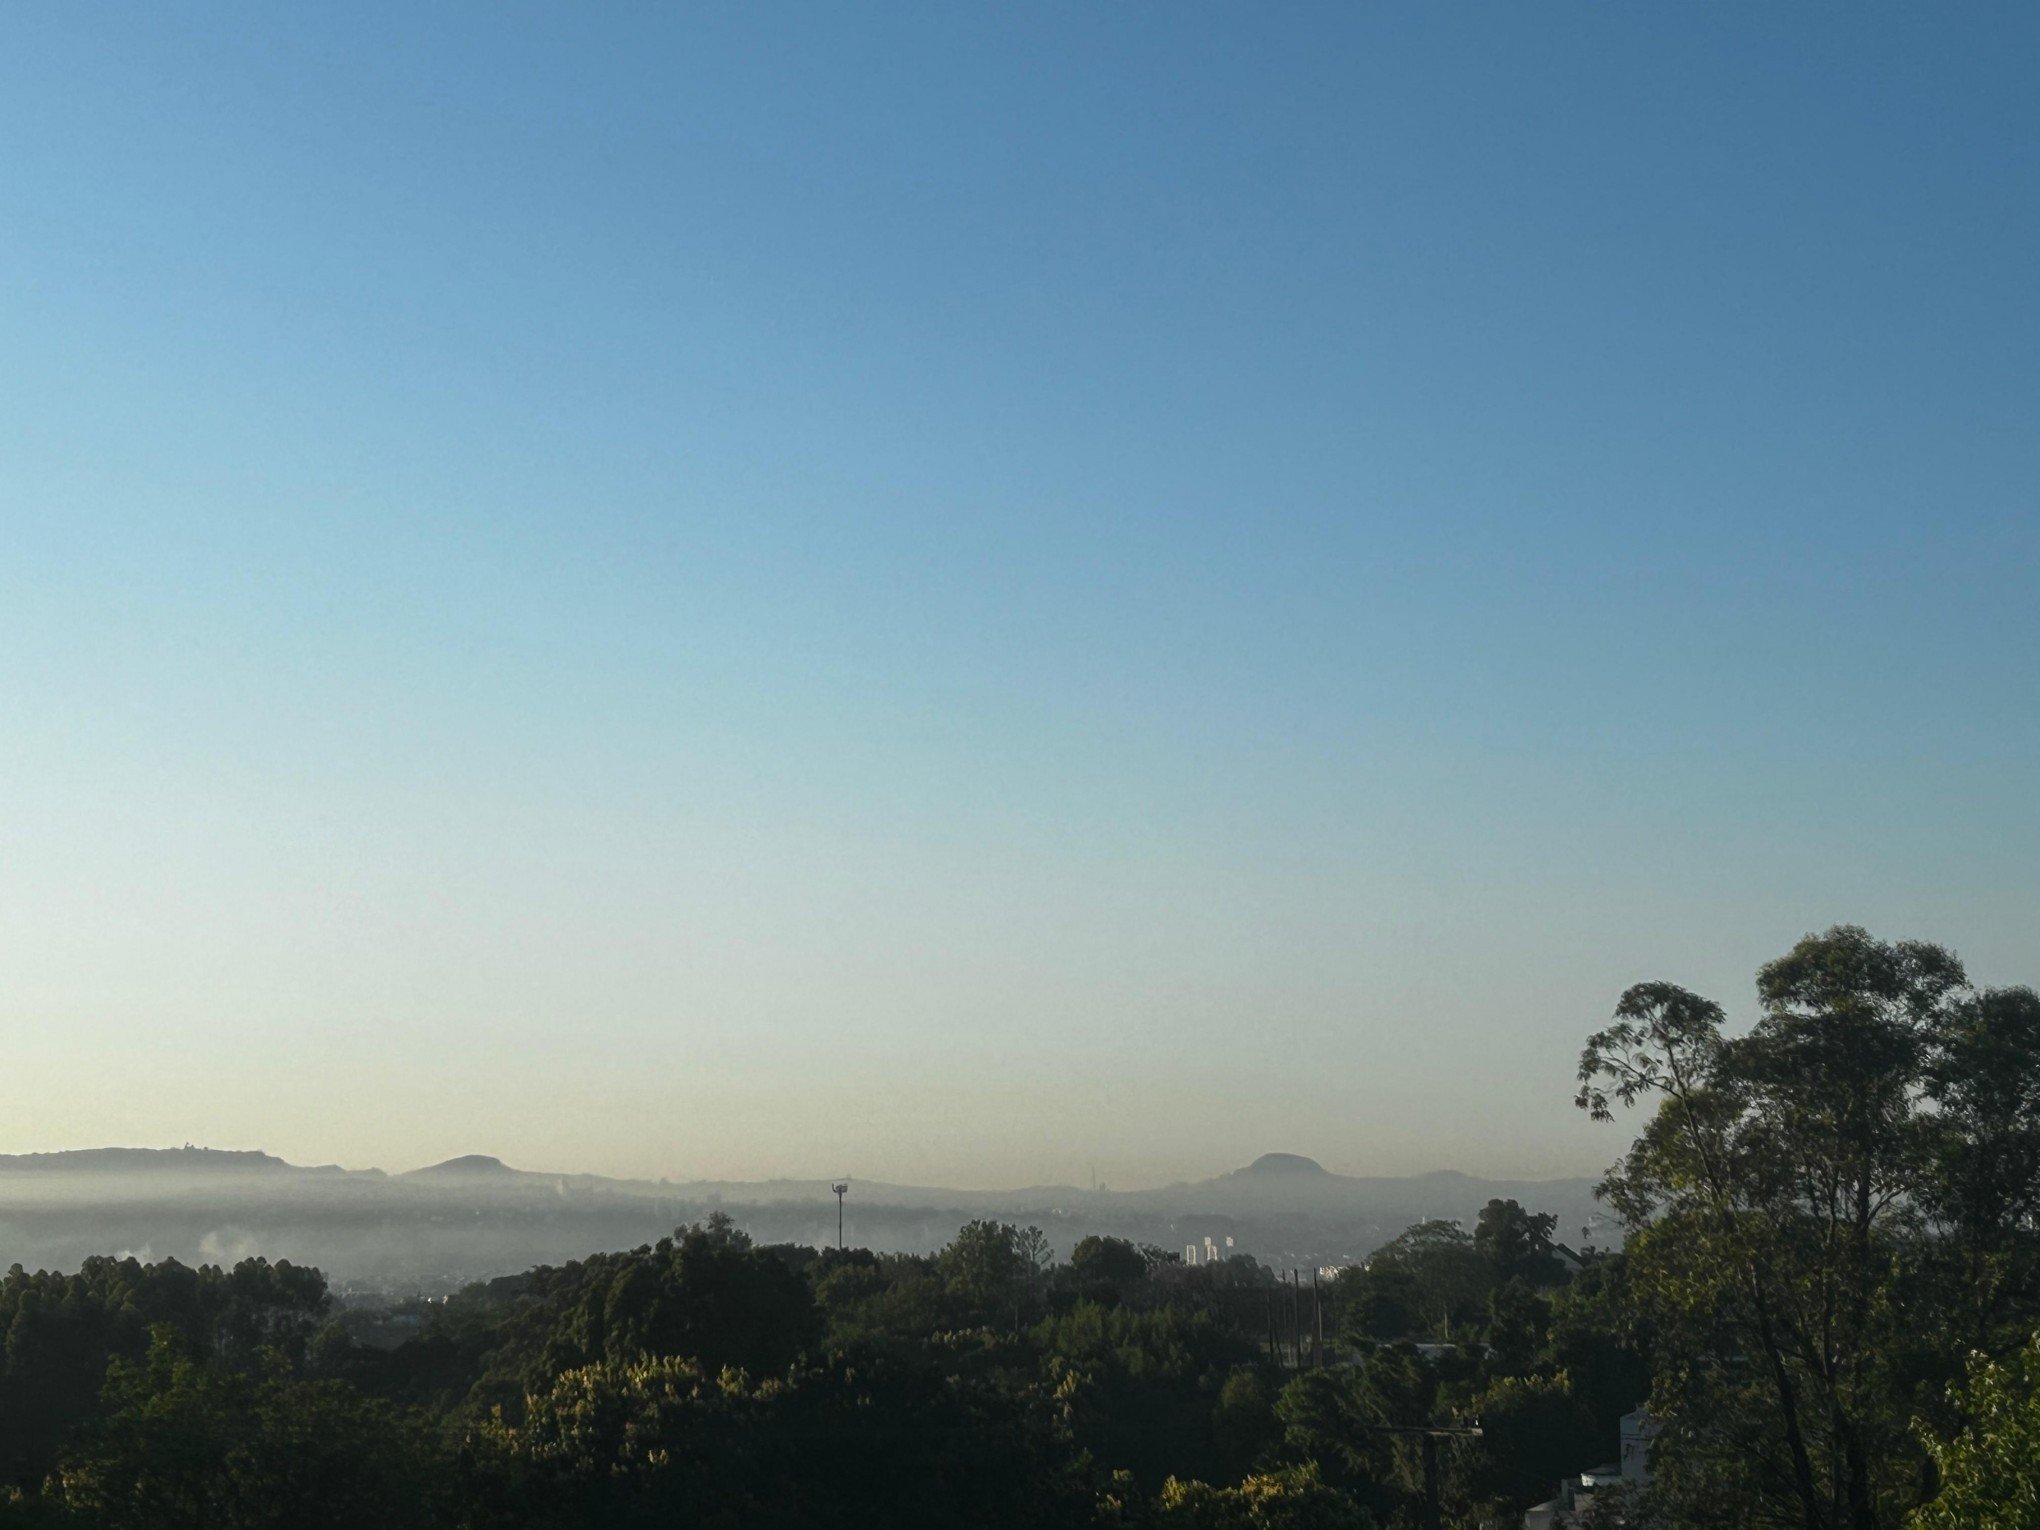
left=0, top=1147, right=294, bottom=1174
left=403, top=1155, right=526, bottom=1180
left=1234, top=1152, right=1329, bottom=1176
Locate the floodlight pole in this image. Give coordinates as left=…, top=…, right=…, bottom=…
left=831, top=1182, right=848, bottom=1250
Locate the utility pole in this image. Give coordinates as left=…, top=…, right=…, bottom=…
left=1290, top=1269, right=1303, bottom=1372
left=831, top=1182, right=848, bottom=1250
left=1312, top=1267, right=1324, bottom=1368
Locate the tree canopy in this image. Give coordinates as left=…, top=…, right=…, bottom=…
left=1, top=922, right=2035, bottom=1529
left=1577, top=924, right=2040, bottom=1529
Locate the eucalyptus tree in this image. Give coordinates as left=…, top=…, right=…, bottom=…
left=1576, top=925, right=2040, bottom=1530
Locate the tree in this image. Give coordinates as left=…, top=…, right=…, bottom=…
left=0, top=1255, right=331, bottom=1490
left=1016, top=1225, right=1054, bottom=1308
left=1035, top=1301, right=1256, bottom=1490
left=1211, top=1366, right=1280, bottom=1480
left=1272, top=1348, right=1491, bottom=1525
left=1147, top=1463, right=1371, bottom=1528
left=534, top=1215, right=822, bottom=1383
left=1472, top=1200, right=1561, bottom=1288
left=1576, top=924, right=2036, bottom=1529
left=941, top=1220, right=1032, bottom=1323
left=811, top=1251, right=949, bottom=1353
left=1541, top=1254, right=1650, bottom=1441
left=1918, top=985, right=2040, bottom=1360
left=1071, top=1236, right=1151, bottom=1289
left=1329, top=1264, right=1421, bottom=1346
left=1462, top=1372, right=1600, bottom=1516
left=1272, top=1370, right=1384, bottom=1496
left=1910, top=1330, right=2040, bottom=1529
left=480, top=1345, right=1096, bottom=1527
left=1352, top=1222, right=1489, bottom=1341
left=51, top=1327, right=449, bottom=1530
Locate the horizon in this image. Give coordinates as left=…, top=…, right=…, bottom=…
left=0, top=1141, right=1604, bottom=1193
left=4, top=5, right=2035, bottom=1189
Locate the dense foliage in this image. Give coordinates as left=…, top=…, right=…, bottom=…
left=1578, top=925, right=2040, bottom=1528
left=0, top=1205, right=1620, bottom=1527
left=1, top=926, right=2033, bottom=1528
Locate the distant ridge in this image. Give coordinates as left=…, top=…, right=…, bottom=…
left=0, top=1144, right=1608, bottom=1285
left=0, top=1147, right=293, bottom=1174
left=0, top=1146, right=1596, bottom=1222
left=1234, top=1152, right=1328, bottom=1176
left=402, top=1154, right=525, bottom=1179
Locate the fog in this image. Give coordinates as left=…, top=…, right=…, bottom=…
left=0, top=1147, right=1603, bottom=1295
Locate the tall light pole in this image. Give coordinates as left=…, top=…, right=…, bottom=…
left=831, top=1181, right=848, bottom=1250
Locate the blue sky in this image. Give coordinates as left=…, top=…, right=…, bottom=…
left=2, top=5, right=2035, bottom=1186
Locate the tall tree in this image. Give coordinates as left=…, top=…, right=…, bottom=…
left=1575, top=925, right=2040, bottom=1530
left=1472, top=1200, right=1562, bottom=1288
left=1917, top=984, right=2040, bottom=1362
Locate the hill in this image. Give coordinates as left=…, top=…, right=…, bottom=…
left=0, top=1146, right=1605, bottom=1289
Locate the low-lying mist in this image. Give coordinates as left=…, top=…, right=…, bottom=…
left=0, top=1147, right=1606, bottom=1294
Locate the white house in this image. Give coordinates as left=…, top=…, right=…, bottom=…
left=1522, top=1409, right=1656, bottom=1528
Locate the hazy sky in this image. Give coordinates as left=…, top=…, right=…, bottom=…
left=3, top=5, right=2035, bottom=1189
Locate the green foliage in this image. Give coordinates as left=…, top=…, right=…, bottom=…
left=537, top=1213, right=820, bottom=1380
left=939, top=1219, right=1041, bottom=1322
left=1472, top=1200, right=1561, bottom=1288
left=51, top=1328, right=447, bottom=1530
left=0, top=1209, right=1619, bottom=1529
left=40, top=926, right=2035, bottom=1529
left=1071, top=1236, right=1151, bottom=1290
left=1918, top=985, right=2040, bottom=1357
left=1273, top=1370, right=1384, bottom=1492
left=1462, top=1371, right=1599, bottom=1514
left=1540, top=1255, right=1648, bottom=1440
left=0, top=1256, right=328, bottom=1488
left=1036, top=1301, right=1258, bottom=1489
left=1329, top=1264, right=1421, bottom=1345
left=1910, top=1331, right=2040, bottom=1529
left=477, top=1343, right=1095, bottom=1527
left=1212, top=1366, right=1281, bottom=1479
left=1478, top=1280, right=1547, bottom=1373
left=1341, top=1221, right=1490, bottom=1342
left=0, top=1193, right=1641, bottom=1530
left=431, top=1213, right=823, bottom=1415
left=812, top=1250, right=947, bottom=1352
left=0, top=1164, right=1630, bottom=1529
left=1578, top=925, right=2040, bottom=1528
left=1150, top=1463, right=1371, bottom=1528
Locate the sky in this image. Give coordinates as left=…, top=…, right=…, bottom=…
left=2, top=5, right=2035, bottom=1189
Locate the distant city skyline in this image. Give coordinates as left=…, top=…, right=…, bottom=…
left=3, top=5, right=2035, bottom=1189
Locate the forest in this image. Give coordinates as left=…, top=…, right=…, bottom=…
left=2, top=927, right=2037, bottom=1530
